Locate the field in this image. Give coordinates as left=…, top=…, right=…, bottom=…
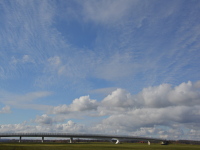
left=0, top=142, right=199, bottom=150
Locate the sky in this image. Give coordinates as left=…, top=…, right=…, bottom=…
left=0, top=0, right=200, bottom=140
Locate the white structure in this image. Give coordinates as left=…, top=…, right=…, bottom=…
left=69, top=137, right=73, bottom=143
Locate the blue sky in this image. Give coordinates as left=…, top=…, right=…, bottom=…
left=0, top=0, right=200, bottom=140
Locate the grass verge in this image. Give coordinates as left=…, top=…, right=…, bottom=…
left=0, top=142, right=199, bottom=150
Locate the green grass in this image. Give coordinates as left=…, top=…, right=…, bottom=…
left=0, top=142, right=199, bottom=150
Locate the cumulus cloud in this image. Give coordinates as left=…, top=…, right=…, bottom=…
left=50, top=95, right=98, bottom=114
left=137, top=84, right=172, bottom=108
left=46, top=81, right=200, bottom=139
left=169, top=81, right=200, bottom=106
left=100, top=105, right=200, bottom=132
left=137, top=81, right=200, bottom=108
left=0, top=120, right=86, bottom=133
left=0, top=123, right=30, bottom=133
left=1, top=81, right=200, bottom=140
left=35, top=114, right=54, bottom=125
left=55, top=120, right=86, bottom=133
left=97, top=81, right=200, bottom=132
left=49, top=81, right=200, bottom=119
left=102, top=88, right=134, bottom=108
left=0, top=106, right=11, bottom=114
left=34, top=114, right=70, bottom=125
left=1, top=120, right=198, bottom=140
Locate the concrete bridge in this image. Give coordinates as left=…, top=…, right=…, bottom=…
left=0, top=133, right=163, bottom=144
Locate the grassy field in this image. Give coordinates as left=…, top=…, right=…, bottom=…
left=0, top=142, right=199, bottom=150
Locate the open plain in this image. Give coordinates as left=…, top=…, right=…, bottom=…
left=0, top=143, right=200, bottom=150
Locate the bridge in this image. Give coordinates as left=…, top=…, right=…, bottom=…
left=0, top=133, right=163, bottom=144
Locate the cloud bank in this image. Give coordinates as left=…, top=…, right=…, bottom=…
left=47, top=81, right=200, bottom=139
left=2, top=81, right=199, bottom=140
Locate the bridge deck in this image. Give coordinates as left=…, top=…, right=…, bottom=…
left=0, top=133, right=162, bottom=141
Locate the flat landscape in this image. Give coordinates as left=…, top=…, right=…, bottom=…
left=0, top=143, right=199, bottom=150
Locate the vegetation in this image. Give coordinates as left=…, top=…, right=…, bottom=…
left=0, top=142, right=199, bottom=150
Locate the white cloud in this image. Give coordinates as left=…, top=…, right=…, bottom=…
left=169, top=81, right=200, bottom=106
left=0, top=123, right=29, bottom=133
left=100, top=105, right=200, bottom=131
left=137, top=84, right=172, bottom=108
left=70, top=96, right=98, bottom=111
left=0, top=105, right=11, bottom=114
left=55, top=120, right=86, bottom=133
left=102, top=88, right=134, bottom=108
left=95, top=81, right=200, bottom=138
left=44, top=80, right=200, bottom=140
left=49, top=81, right=200, bottom=118
left=0, top=120, right=86, bottom=133
left=35, top=114, right=54, bottom=125
left=50, top=95, right=98, bottom=114
left=34, top=114, right=75, bottom=125
left=136, top=81, right=200, bottom=108
left=99, top=81, right=200, bottom=125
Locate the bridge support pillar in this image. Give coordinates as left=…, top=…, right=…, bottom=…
left=19, top=136, right=22, bottom=143
left=69, top=137, right=73, bottom=143
left=42, top=137, right=44, bottom=143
